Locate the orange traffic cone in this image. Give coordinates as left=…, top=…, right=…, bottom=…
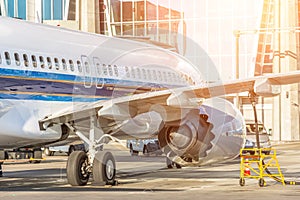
left=244, top=158, right=251, bottom=176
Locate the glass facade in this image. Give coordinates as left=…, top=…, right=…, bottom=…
left=4, top=0, right=26, bottom=19
left=101, top=0, right=263, bottom=81
left=100, top=0, right=182, bottom=53
left=43, top=0, right=63, bottom=20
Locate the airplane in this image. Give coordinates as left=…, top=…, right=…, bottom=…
left=1, top=16, right=300, bottom=186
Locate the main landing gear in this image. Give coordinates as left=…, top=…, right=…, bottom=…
left=66, top=150, right=116, bottom=186
left=64, top=116, right=117, bottom=186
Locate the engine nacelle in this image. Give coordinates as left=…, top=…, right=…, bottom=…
left=158, top=97, right=245, bottom=167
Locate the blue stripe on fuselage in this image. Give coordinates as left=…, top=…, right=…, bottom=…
left=0, top=68, right=179, bottom=102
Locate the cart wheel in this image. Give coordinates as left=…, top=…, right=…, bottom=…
left=239, top=178, right=245, bottom=186
left=259, top=178, right=265, bottom=187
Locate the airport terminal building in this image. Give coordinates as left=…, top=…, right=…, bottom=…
left=1, top=0, right=300, bottom=142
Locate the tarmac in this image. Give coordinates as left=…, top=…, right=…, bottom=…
left=0, top=142, right=300, bottom=200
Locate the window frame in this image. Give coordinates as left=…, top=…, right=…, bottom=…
left=31, top=55, right=37, bottom=68
left=39, top=56, right=45, bottom=68
left=23, top=54, right=29, bottom=67
left=62, top=58, right=67, bottom=71
left=5, top=51, right=11, bottom=65
left=54, top=57, right=60, bottom=70
left=69, top=60, right=74, bottom=71
left=14, top=53, right=21, bottom=66
left=77, top=60, right=82, bottom=73
left=47, top=57, right=52, bottom=69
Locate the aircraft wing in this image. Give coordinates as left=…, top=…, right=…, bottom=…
left=39, top=70, right=300, bottom=137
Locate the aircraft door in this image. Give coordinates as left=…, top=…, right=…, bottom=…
left=93, top=57, right=104, bottom=89
left=81, top=55, right=92, bottom=88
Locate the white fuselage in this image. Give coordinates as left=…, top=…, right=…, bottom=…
left=0, top=17, right=245, bottom=166
left=0, top=17, right=201, bottom=148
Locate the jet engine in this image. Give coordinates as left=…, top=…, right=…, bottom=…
left=158, top=98, right=245, bottom=167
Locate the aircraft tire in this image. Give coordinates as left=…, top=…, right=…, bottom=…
left=44, top=148, right=53, bottom=156
left=93, top=151, right=116, bottom=185
left=166, top=157, right=181, bottom=169
left=143, top=145, right=149, bottom=156
left=129, top=145, right=138, bottom=156
left=67, top=151, right=89, bottom=186
left=68, top=145, right=75, bottom=156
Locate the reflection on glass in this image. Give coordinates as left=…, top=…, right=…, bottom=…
left=146, top=1, right=157, bottom=20
left=158, top=5, right=169, bottom=20
left=111, top=0, right=121, bottom=22
left=123, top=24, right=133, bottom=35
left=135, top=1, right=145, bottom=21
left=135, top=24, right=145, bottom=36
left=122, top=1, right=132, bottom=21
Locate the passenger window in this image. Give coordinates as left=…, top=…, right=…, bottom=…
left=142, top=69, right=147, bottom=80
left=54, top=58, right=59, bottom=70
left=62, top=59, right=67, bottom=70
left=102, top=64, right=108, bottom=76
left=47, top=57, right=52, bottom=69
left=84, top=61, right=90, bottom=74
left=96, top=63, right=101, bottom=75
left=23, top=54, right=29, bottom=67
left=0, top=53, right=2, bottom=64
left=69, top=60, right=74, bottom=71
left=131, top=68, right=136, bottom=79
left=167, top=72, right=172, bottom=82
left=172, top=73, right=177, bottom=83
left=152, top=70, right=157, bottom=80
left=77, top=61, right=82, bottom=73
left=108, top=65, right=113, bottom=76
left=162, top=71, right=167, bottom=82
left=125, top=66, right=130, bottom=78
left=157, top=71, right=162, bottom=81
left=5, top=52, right=11, bottom=65
left=136, top=68, right=141, bottom=79
left=113, top=65, right=119, bottom=77
left=31, top=55, right=37, bottom=68
left=14, top=53, right=20, bottom=66
left=147, top=69, right=152, bottom=80
left=39, top=56, right=45, bottom=68
left=114, top=65, right=119, bottom=77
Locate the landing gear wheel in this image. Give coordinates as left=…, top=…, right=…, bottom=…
left=166, top=157, right=182, bottom=169
left=239, top=178, right=245, bottom=186
left=143, top=146, right=149, bottom=156
left=259, top=178, right=265, bottom=187
left=67, top=151, right=90, bottom=186
left=93, top=151, right=116, bottom=185
left=68, top=145, right=75, bottom=156
left=129, top=145, right=138, bottom=156
left=44, top=148, right=53, bottom=156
